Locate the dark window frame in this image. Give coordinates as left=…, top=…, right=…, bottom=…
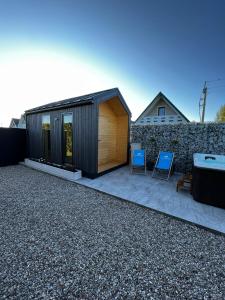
left=42, top=114, right=51, bottom=161
left=61, top=112, right=73, bottom=165
left=158, top=106, right=166, bottom=116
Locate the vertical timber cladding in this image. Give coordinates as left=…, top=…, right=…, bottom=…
left=26, top=113, right=42, bottom=159
left=26, top=103, right=97, bottom=176
left=98, top=96, right=129, bottom=173
left=73, top=103, right=97, bottom=176
left=26, top=110, right=62, bottom=163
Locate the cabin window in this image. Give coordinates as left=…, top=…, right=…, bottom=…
left=62, top=113, right=73, bottom=164
left=158, top=107, right=165, bottom=116
left=42, top=115, right=51, bottom=161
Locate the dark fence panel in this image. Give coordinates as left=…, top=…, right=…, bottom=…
left=0, top=128, right=26, bottom=166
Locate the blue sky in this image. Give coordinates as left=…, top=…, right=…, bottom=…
left=0, top=0, right=225, bottom=126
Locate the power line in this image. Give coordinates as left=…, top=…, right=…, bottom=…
left=206, top=78, right=225, bottom=84
left=208, top=85, right=225, bottom=90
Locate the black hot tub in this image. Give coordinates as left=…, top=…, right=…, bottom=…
left=192, top=153, right=225, bottom=209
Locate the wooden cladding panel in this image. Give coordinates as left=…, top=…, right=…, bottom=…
left=116, top=115, right=128, bottom=162
left=105, top=97, right=128, bottom=116
left=98, top=103, right=117, bottom=165
left=98, top=98, right=128, bottom=173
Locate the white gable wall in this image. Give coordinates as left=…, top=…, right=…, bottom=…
left=18, top=115, right=26, bottom=129
left=141, top=99, right=177, bottom=117
left=135, top=97, right=188, bottom=125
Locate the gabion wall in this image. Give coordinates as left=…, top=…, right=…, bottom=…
left=131, top=123, right=225, bottom=173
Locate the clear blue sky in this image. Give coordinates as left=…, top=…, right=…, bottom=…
left=0, top=0, right=225, bottom=125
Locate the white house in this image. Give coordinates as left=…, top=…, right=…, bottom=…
left=9, top=114, right=26, bottom=129
left=135, top=92, right=189, bottom=125
left=9, top=118, right=20, bottom=128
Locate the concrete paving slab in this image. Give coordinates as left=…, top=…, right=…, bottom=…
left=77, top=166, right=225, bottom=234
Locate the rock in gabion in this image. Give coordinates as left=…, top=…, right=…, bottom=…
left=131, top=123, right=225, bottom=173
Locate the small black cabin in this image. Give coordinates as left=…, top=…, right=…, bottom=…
left=26, top=88, right=131, bottom=178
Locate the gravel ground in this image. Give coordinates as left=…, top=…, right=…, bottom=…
left=0, top=165, right=225, bottom=299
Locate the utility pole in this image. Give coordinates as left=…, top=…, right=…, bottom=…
left=199, top=81, right=208, bottom=123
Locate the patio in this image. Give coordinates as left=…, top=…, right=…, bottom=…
left=78, top=166, right=225, bottom=234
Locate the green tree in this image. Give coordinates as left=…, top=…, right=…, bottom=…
left=216, top=105, right=225, bottom=122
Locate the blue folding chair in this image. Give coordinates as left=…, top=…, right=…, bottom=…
left=131, top=149, right=146, bottom=175
left=152, top=151, right=174, bottom=180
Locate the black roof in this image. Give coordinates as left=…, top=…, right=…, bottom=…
left=25, top=88, right=131, bottom=115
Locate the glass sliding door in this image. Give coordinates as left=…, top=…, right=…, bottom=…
left=42, top=115, right=51, bottom=161
left=62, top=113, right=73, bottom=165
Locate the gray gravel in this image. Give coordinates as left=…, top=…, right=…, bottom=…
left=0, top=165, right=225, bottom=299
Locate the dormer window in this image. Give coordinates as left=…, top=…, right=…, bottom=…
left=158, top=107, right=165, bottom=116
